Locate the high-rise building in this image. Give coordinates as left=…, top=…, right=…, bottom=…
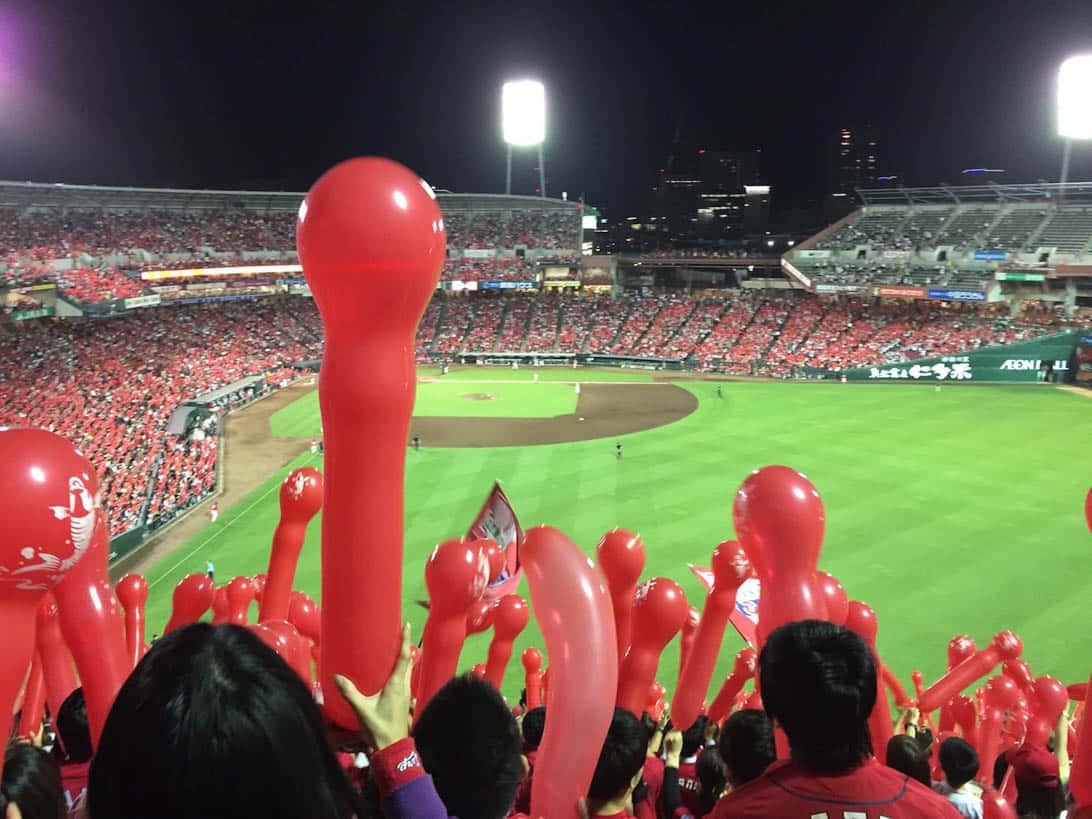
left=832, top=126, right=879, bottom=194
left=653, top=148, right=768, bottom=239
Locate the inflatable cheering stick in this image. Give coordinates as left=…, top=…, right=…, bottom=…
left=844, top=601, right=894, bottom=762
left=672, top=540, right=751, bottom=730
left=226, top=576, right=254, bottom=626
left=260, top=467, right=323, bottom=622
left=595, top=529, right=646, bottom=667
left=679, top=605, right=700, bottom=680
left=298, top=157, right=445, bottom=728
left=733, top=466, right=827, bottom=646
left=164, top=573, right=216, bottom=633
left=707, top=648, right=757, bottom=724
left=977, top=675, right=1021, bottom=781
left=617, top=577, right=688, bottom=716
left=815, top=570, right=848, bottom=626
left=485, top=594, right=529, bottom=689
left=0, top=428, right=99, bottom=773
left=522, top=647, right=544, bottom=709
left=917, top=631, right=1023, bottom=713
left=35, top=594, right=78, bottom=717
left=115, top=573, right=149, bottom=668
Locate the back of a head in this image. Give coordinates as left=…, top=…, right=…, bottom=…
left=681, top=715, right=708, bottom=759
left=695, top=747, right=727, bottom=815
left=522, top=706, right=546, bottom=750
left=88, top=623, right=356, bottom=819
left=718, top=709, right=776, bottom=785
left=759, top=620, right=875, bottom=772
left=1010, top=745, right=1066, bottom=819
left=588, top=708, right=648, bottom=803
left=412, top=674, right=524, bottom=819
left=55, top=688, right=92, bottom=764
left=1, top=743, right=66, bottom=819
left=939, top=736, right=979, bottom=790
left=885, top=735, right=930, bottom=786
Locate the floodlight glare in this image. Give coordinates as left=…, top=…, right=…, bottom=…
left=1058, top=55, right=1092, bottom=140
left=502, top=80, right=546, bottom=146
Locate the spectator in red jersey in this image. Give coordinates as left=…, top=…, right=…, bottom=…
left=52, top=689, right=92, bottom=817
left=710, top=620, right=960, bottom=818
left=586, top=708, right=648, bottom=819
left=1, top=743, right=67, bottom=819
left=886, top=734, right=932, bottom=786
left=717, top=708, right=776, bottom=788
left=336, top=624, right=526, bottom=819
left=87, top=623, right=361, bottom=819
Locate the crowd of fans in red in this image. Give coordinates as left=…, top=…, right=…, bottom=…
left=417, top=290, right=1061, bottom=374
left=0, top=302, right=323, bottom=536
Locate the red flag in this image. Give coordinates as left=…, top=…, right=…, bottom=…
left=689, top=564, right=759, bottom=647
left=467, top=482, right=523, bottom=599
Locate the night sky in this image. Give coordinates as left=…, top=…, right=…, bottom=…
left=2, top=0, right=1092, bottom=216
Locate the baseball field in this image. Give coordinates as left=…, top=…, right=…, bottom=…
left=139, top=370, right=1092, bottom=703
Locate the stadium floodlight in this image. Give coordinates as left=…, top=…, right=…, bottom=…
left=1058, top=56, right=1092, bottom=140
left=502, top=80, right=546, bottom=197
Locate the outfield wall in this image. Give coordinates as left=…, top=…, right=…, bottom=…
left=835, top=332, right=1084, bottom=383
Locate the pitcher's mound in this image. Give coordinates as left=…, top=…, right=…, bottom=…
left=462, top=392, right=497, bottom=401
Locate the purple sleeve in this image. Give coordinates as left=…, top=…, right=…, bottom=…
left=383, top=774, right=454, bottom=819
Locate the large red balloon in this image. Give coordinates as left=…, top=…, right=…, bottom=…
left=299, top=158, right=445, bottom=729
left=260, top=467, right=323, bottom=623
left=672, top=540, right=751, bottom=730
left=844, top=601, right=893, bottom=763
left=0, top=428, right=98, bottom=773
left=1002, top=658, right=1034, bottom=693
left=53, top=514, right=130, bottom=747
left=251, top=572, right=267, bottom=604
left=707, top=648, right=757, bottom=724
left=948, top=634, right=976, bottom=667
left=733, top=466, right=827, bottom=646
left=617, top=577, right=688, bottom=716
left=595, top=529, right=646, bottom=668
left=251, top=620, right=313, bottom=686
left=226, top=576, right=254, bottom=625
left=211, top=585, right=230, bottom=625
left=165, top=573, right=216, bottom=633
left=115, top=573, right=148, bottom=669
left=1025, top=675, right=1068, bottom=748
left=417, top=538, right=489, bottom=711
left=288, top=590, right=321, bottom=645
left=1085, top=486, right=1092, bottom=535
left=35, top=594, right=78, bottom=716
left=982, top=789, right=1019, bottom=819
left=522, top=647, right=543, bottom=709
left=522, top=526, right=616, bottom=819
left=485, top=594, right=529, bottom=689
left=814, top=570, right=848, bottom=626
left=917, top=631, right=1023, bottom=713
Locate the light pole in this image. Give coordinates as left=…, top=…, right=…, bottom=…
left=502, top=80, right=546, bottom=197
left=1057, top=55, right=1092, bottom=197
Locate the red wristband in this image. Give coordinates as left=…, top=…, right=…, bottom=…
left=370, top=737, right=425, bottom=797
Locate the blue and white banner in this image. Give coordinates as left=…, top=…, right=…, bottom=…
left=480, top=281, right=537, bottom=290
left=928, top=288, right=986, bottom=302
left=973, top=251, right=1008, bottom=262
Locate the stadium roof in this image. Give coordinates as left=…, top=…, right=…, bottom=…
left=856, top=181, right=1092, bottom=206
left=0, top=181, right=582, bottom=214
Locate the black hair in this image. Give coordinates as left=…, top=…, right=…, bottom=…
left=993, top=752, right=1009, bottom=790
left=885, top=735, right=930, bottom=786
left=639, top=713, right=657, bottom=745
left=588, top=708, right=647, bottom=802
left=718, top=709, right=776, bottom=785
left=759, top=620, right=875, bottom=773
left=87, top=623, right=358, bottom=819
left=695, top=747, right=727, bottom=816
left=1, top=743, right=66, bottom=819
left=55, top=688, right=92, bottom=764
left=412, top=674, right=524, bottom=819
left=681, top=715, right=708, bottom=759
left=522, top=706, right=546, bottom=749
left=939, top=736, right=979, bottom=790
left=1015, top=782, right=1066, bottom=819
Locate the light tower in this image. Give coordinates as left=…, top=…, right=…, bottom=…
left=502, top=80, right=546, bottom=197
left=1057, top=55, right=1092, bottom=193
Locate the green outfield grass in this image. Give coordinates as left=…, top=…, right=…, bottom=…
left=432, top=366, right=654, bottom=383
left=145, top=378, right=1092, bottom=706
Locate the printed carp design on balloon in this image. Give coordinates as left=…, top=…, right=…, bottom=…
left=284, top=470, right=317, bottom=501
left=4, top=474, right=97, bottom=590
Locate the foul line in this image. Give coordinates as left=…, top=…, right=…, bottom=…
left=147, top=452, right=319, bottom=590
